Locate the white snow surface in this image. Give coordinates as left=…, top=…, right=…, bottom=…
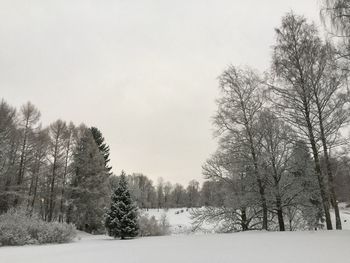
left=1, top=207, right=350, bottom=263
left=142, top=208, right=196, bottom=234
left=1, top=230, right=350, bottom=263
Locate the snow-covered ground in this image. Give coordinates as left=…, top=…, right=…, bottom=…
left=337, top=203, right=350, bottom=229
left=1, top=207, right=350, bottom=263
left=1, top=230, right=350, bottom=263
left=142, top=208, right=195, bottom=234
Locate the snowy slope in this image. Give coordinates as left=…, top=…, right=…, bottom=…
left=142, top=208, right=195, bottom=234
left=1, top=230, right=350, bottom=263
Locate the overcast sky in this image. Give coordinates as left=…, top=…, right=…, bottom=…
left=0, top=0, right=322, bottom=184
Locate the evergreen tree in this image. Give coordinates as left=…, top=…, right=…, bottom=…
left=105, top=171, right=139, bottom=239
left=67, top=128, right=110, bottom=233
left=89, top=127, right=112, bottom=174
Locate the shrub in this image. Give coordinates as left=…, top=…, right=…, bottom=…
left=0, top=208, right=77, bottom=246
left=138, top=213, right=170, bottom=236
left=36, top=222, right=77, bottom=244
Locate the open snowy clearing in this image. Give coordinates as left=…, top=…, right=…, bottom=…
left=1, top=230, right=350, bottom=263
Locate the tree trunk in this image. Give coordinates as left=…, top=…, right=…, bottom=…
left=48, top=157, right=57, bottom=222
left=276, top=195, right=285, bottom=231
left=257, top=178, right=268, bottom=230
left=241, top=207, right=248, bottom=231
left=48, top=132, right=61, bottom=222
left=304, top=103, right=332, bottom=230
left=321, top=135, right=342, bottom=230
left=30, top=171, right=39, bottom=214
left=241, top=97, right=268, bottom=230
left=59, top=141, right=70, bottom=223
left=250, top=142, right=268, bottom=230
left=30, top=157, right=41, bottom=214
left=14, top=119, right=29, bottom=206
left=315, top=97, right=342, bottom=230
left=270, top=152, right=285, bottom=231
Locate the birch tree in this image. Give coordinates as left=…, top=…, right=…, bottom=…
left=214, top=66, right=269, bottom=230
left=271, top=13, right=333, bottom=229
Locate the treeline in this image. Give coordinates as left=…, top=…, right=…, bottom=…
left=0, top=99, right=230, bottom=233
left=193, top=11, right=350, bottom=232
left=0, top=100, right=111, bottom=233
left=120, top=175, right=202, bottom=209
left=113, top=173, right=228, bottom=210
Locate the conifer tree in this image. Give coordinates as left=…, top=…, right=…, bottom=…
left=68, top=128, right=109, bottom=233
left=105, top=171, right=139, bottom=239
left=89, top=127, right=112, bottom=174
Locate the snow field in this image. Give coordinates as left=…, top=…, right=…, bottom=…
left=1, top=230, right=350, bottom=263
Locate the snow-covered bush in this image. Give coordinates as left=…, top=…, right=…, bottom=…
left=138, top=213, right=170, bottom=236
left=36, top=222, right=76, bottom=244
left=0, top=209, right=32, bottom=246
left=0, top=208, right=76, bottom=246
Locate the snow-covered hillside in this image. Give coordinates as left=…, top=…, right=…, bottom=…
left=142, top=208, right=195, bottom=234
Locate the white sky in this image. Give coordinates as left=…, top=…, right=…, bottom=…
left=0, top=0, right=322, bottom=185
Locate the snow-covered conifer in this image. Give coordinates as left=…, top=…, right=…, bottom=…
left=105, top=171, right=139, bottom=239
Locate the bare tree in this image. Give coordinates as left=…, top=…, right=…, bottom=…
left=156, top=177, right=165, bottom=209
left=258, top=109, right=295, bottom=231
left=47, top=120, right=67, bottom=222
left=270, top=13, right=333, bottom=229
left=309, top=42, right=350, bottom=229
left=186, top=180, right=200, bottom=208
left=163, top=182, right=173, bottom=209
left=14, top=102, right=41, bottom=206
left=0, top=99, right=18, bottom=212
left=59, top=122, right=76, bottom=222
left=214, top=66, right=269, bottom=230
left=321, top=1, right=350, bottom=37
left=321, top=0, right=350, bottom=61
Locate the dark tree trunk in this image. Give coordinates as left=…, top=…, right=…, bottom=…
left=48, top=159, right=57, bottom=222
left=315, top=96, right=342, bottom=230
left=250, top=142, right=268, bottom=230
left=14, top=120, right=29, bottom=206
left=304, top=102, right=332, bottom=230
left=258, top=178, right=268, bottom=230
left=276, top=197, right=285, bottom=231
left=245, top=116, right=268, bottom=230
left=30, top=157, right=41, bottom=214
left=48, top=132, right=61, bottom=222
left=321, top=135, right=342, bottom=230
left=241, top=207, right=248, bottom=231
left=270, top=151, right=285, bottom=231
left=59, top=139, right=71, bottom=222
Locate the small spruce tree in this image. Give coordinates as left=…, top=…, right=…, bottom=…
left=105, top=171, right=139, bottom=239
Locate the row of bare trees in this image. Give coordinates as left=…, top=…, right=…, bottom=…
left=0, top=100, right=110, bottom=233
left=194, top=12, right=350, bottom=232
left=111, top=173, right=204, bottom=209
